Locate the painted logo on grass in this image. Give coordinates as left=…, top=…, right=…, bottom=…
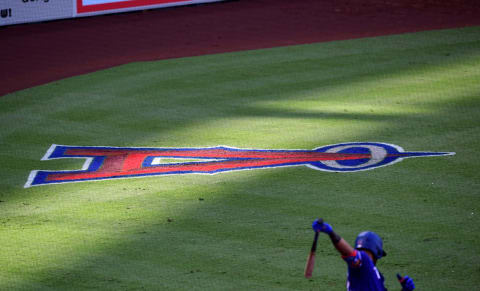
left=25, top=142, right=455, bottom=187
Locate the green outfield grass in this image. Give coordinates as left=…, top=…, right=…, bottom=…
left=1, top=26, right=479, bottom=290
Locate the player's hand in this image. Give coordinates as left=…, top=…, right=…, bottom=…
left=312, top=219, right=333, bottom=234
left=397, top=274, right=415, bottom=291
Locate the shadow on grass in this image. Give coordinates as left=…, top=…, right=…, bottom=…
left=1, top=27, right=480, bottom=290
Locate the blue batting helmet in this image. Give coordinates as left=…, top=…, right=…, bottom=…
left=355, top=231, right=387, bottom=260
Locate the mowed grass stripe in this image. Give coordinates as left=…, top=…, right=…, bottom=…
left=0, top=26, right=479, bottom=290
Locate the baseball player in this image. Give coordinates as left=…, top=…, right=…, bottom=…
left=312, top=219, right=415, bottom=291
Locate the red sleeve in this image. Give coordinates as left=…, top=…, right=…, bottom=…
left=342, top=250, right=363, bottom=268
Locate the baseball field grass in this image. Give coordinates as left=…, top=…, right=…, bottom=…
left=1, top=26, right=479, bottom=290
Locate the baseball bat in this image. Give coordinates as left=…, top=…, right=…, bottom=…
left=304, top=218, right=322, bottom=278
left=397, top=273, right=406, bottom=291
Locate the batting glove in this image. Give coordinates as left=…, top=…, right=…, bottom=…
left=312, top=219, right=333, bottom=234
left=397, top=274, right=415, bottom=291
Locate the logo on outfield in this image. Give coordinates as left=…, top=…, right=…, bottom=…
left=25, top=142, right=455, bottom=187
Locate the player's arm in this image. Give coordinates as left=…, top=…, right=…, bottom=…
left=312, top=219, right=355, bottom=257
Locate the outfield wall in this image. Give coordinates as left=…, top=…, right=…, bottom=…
left=0, top=0, right=225, bottom=26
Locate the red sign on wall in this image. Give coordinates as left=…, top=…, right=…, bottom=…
left=77, top=0, right=194, bottom=14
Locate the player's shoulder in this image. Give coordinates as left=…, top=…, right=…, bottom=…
left=342, top=250, right=364, bottom=268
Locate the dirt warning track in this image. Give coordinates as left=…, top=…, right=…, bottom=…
left=1, top=0, right=480, bottom=96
